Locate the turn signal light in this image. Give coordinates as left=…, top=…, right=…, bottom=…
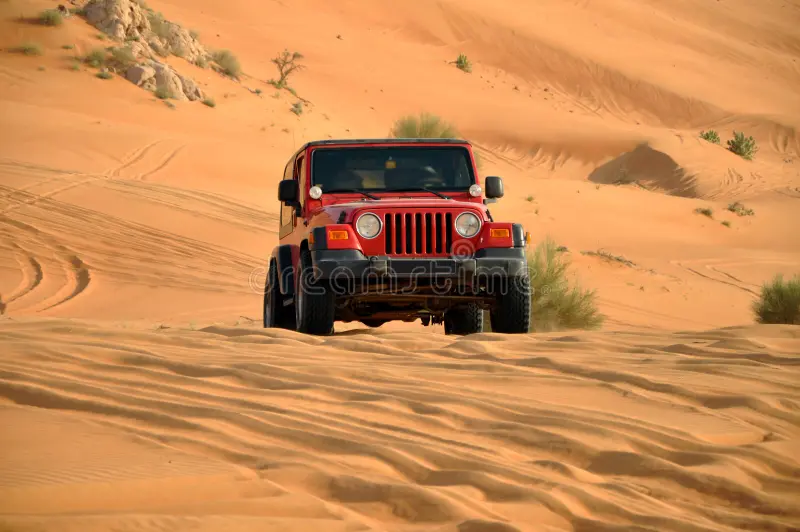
left=489, top=228, right=510, bottom=238
left=525, top=232, right=532, bottom=245
left=328, top=230, right=349, bottom=240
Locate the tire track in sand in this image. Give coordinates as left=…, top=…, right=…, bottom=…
left=0, top=215, right=93, bottom=313
left=2, top=244, right=43, bottom=307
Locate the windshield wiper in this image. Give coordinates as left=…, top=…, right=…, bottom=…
left=324, top=189, right=380, bottom=200
left=384, top=187, right=451, bottom=200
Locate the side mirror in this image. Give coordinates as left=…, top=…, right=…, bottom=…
left=278, top=179, right=300, bottom=204
left=485, top=176, right=504, bottom=199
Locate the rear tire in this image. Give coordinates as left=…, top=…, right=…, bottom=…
left=444, top=303, right=483, bottom=335
left=490, top=274, right=531, bottom=333
left=295, top=248, right=336, bottom=335
left=264, top=260, right=296, bottom=329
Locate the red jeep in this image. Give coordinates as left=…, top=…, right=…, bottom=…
left=263, top=138, right=532, bottom=335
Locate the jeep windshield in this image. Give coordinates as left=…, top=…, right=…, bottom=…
left=310, top=146, right=476, bottom=195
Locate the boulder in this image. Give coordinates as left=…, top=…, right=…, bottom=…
left=151, top=62, right=186, bottom=100
left=177, top=73, right=203, bottom=101
left=125, top=64, right=154, bottom=86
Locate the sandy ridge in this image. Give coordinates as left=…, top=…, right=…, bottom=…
left=1, top=319, right=799, bottom=531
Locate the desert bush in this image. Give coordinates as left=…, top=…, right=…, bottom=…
left=269, top=49, right=304, bottom=88
left=202, top=97, right=216, bottom=108
left=212, top=49, right=241, bottom=78
left=484, top=238, right=605, bottom=332
left=39, top=9, right=63, bottom=26
left=147, top=12, right=171, bottom=39
left=83, top=48, right=107, bottom=68
left=694, top=207, right=713, bottom=218
left=95, top=71, right=113, bottom=79
left=727, top=131, right=758, bottom=160
left=699, top=130, right=720, bottom=144
left=290, top=101, right=303, bottom=115
left=455, top=53, right=472, bottom=73
left=752, top=274, right=800, bottom=325
left=109, top=46, right=136, bottom=69
left=9, top=42, right=42, bottom=56
left=390, top=112, right=459, bottom=139
left=154, top=86, right=173, bottom=99
left=727, top=201, right=754, bottom=216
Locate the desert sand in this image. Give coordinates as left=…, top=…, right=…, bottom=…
left=1, top=0, right=799, bottom=530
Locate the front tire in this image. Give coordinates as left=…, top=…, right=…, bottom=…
left=490, top=275, right=531, bottom=333
left=295, top=248, right=336, bottom=335
left=444, top=303, right=484, bottom=335
left=264, top=260, right=295, bottom=329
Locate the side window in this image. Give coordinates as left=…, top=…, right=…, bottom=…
left=296, top=154, right=306, bottom=193
left=279, top=158, right=295, bottom=228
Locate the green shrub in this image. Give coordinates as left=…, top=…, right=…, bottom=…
left=694, top=207, right=713, bottom=218
left=9, top=42, right=42, bottom=56
left=147, top=12, right=171, bottom=39
left=484, top=238, right=605, bottom=332
left=212, top=49, right=241, bottom=78
left=390, top=112, right=459, bottom=139
left=83, top=48, right=107, bottom=68
left=95, top=71, right=113, bottom=79
left=727, top=201, right=754, bottom=216
left=699, top=130, right=720, bottom=144
left=154, top=86, right=173, bottom=99
left=202, top=97, right=216, bottom=108
left=39, top=9, right=63, bottom=26
left=752, top=274, right=800, bottom=325
left=455, top=53, right=472, bottom=73
left=110, top=46, right=136, bottom=69
left=727, top=131, right=758, bottom=160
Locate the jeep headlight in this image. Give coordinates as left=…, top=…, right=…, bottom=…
left=455, top=212, right=481, bottom=238
left=356, top=212, right=382, bottom=239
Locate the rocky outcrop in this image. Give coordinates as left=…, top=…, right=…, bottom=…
left=81, top=0, right=211, bottom=101
left=124, top=61, right=204, bottom=100
left=83, top=0, right=210, bottom=63
left=83, top=0, right=151, bottom=43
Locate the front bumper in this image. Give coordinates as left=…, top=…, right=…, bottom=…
left=310, top=248, right=527, bottom=282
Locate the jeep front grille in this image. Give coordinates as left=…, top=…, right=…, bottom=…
left=384, top=212, right=453, bottom=255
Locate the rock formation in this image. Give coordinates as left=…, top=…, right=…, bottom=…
left=80, top=0, right=213, bottom=101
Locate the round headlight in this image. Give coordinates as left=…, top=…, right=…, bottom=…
left=455, top=212, right=481, bottom=238
left=469, top=184, right=482, bottom=197
left=356, top=212, right=382, bottom=239
left=309, top=185, right=323, bottom=200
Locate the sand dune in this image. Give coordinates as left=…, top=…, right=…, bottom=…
left=1, top=318, right=799, bottom=531
left=1, top=0, right=800, bottom=529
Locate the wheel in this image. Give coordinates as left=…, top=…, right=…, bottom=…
left=294, top=248, right=336, bottom=335
left=264, top=260, right=296, bottom=329
left=444, top=303, right=483, bottom=335
left=489, top=274, right=531, bottom=333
